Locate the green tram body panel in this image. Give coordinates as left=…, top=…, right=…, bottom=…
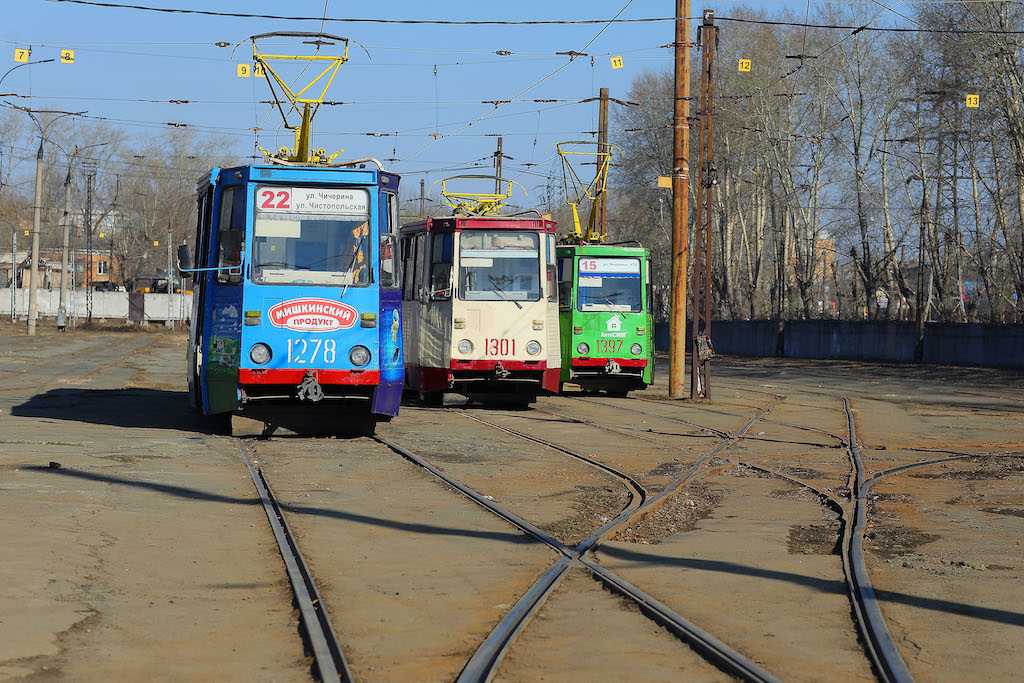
left=556, top=244, right=654, bottom=392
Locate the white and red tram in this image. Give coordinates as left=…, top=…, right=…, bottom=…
left=399, top=215, right=561, bottom=405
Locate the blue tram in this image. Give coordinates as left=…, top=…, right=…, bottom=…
left=181, top=163, right=404, bottom=434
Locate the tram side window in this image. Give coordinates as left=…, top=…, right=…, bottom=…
left=429, top=233, right=453, bottom=300
left=413, top=233, right=427, bottom=300
left=216, top=187, right=243, bottom=284
left=558, top=257, right=573, bottom=310
left=380, top=193, right=398, bottom=288
left=546, top=234, right=558, bottom=302
left=401, top=236, right=417, bottom=300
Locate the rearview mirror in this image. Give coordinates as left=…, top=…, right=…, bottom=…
left=176, top=244, right=193, bottom=274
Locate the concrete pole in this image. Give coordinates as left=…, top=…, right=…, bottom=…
left=419, top=178, right=426, bottom=218
left=668, top=0, right=692, bottom=398
left=10, top=227, right=15, bottom=322
left=167, top=226, right=173, bottom=327
left=27, top=139, right=44, bottom=336
left=57, top=156, right=75, bottom=330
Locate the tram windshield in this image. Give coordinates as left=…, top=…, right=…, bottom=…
left=252, top=186, right=370, bottom=286
left=459, top=231, right=541, bottom=302
left=577, top=257, right=643, bottom=312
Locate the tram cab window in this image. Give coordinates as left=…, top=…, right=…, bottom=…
left=577, top=257, right=643, bottom=312
left=458, top=231, right=540, bottom=302
left=252, top=187, right=370, bottom=287
left=429, top=233, right=453, bottom=300
left=216, top=187, right=244, bottom=284
left=557, top=257, right=573, bottom=310
left=380, top=193, right=398, bottom=288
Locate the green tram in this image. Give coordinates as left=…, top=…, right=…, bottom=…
left=556, top=243, right=654, bottom=396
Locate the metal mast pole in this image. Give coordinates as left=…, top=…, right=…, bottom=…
left=668, top=0, right=692, bottom=399
left=27, top=139, right=44, bottom=336
left=592, top=87, right=610, bottom=242
left=494, top=136, right=504, bottom=192
left=691, top=10, right=717, bottom=399
left=419, top=178, right=426, bottom=218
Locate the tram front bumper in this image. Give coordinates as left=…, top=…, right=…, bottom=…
left=238, top=368, right=380, bottom=401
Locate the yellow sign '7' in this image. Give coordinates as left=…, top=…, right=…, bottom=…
left=14, top=48, right=30, bottom=63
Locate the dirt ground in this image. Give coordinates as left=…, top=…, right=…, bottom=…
left=1, top=321, right=1021, bottom=681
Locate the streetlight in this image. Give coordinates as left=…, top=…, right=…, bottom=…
left=0, top=58, right=55, bottom=91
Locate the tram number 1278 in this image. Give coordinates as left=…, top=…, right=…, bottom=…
left=484, top=338, right=516, bottom=356
left=287, top=338, right=337, bottom=365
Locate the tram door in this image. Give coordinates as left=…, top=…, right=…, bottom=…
left=187, top=185, right=214, bottom=409
left=401, top=231, right=424, bottom=372
left=420, top=231, right=453, bottom=370
left=199, top=181, right=246, bottom=414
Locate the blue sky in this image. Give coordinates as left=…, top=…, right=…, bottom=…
left=2, top=1, right=910, bottom=199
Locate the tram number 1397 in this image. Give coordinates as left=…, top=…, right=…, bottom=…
left=287, top=338, right=337, bottom=365
left=484, top=338, right=516, bottom=356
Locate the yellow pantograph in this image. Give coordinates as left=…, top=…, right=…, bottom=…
left=440, top=175, right=520, bottom=216
left=556, top=140, right=614, bottom=242
left=250, top=31, right=350, bottom=165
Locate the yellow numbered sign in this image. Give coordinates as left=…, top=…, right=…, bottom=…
left=236, top=63, right=251, bottom=78
left=14, top=48, right=30, bottom=63
left=966, top=94, right=980, bottom=109
left=657, top=175, right=672, bottom=189
left=60, top=49, right=75, bottom=64
left=610, top=55, right=624, bottom=70
left=152, top=240, right=160, bottom=247
left=738, top=58, right=752, bottom=73
left=253, top=62, right=265, bottom=78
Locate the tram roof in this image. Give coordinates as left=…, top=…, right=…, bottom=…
left=400, top=215, right=558, bottom=235
left=198, top=164, right=400, bottom=192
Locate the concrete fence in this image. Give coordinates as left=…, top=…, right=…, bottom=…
left=0, top=289, right=191, bottom=323
left=654, top=319, right=1024, bottom=370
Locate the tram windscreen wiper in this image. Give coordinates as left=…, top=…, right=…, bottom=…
left=341, top=232, right=367, bottom=298
left=488, top=275, right=522, bottom=309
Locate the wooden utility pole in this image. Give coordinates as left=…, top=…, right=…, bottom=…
left=691, top=10, right=718, bottom=399
left=27, top=140, right=44, bottom=336
left=591, top=87, right=610, bottom=242
left=494, top=136, right=504, bottom=192
left=668, top=0, right=692, bottom=399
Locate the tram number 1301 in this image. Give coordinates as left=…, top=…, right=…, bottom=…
left=484, top=338, right=516, bottom=356
left=287, top=338, right=337, bottom=365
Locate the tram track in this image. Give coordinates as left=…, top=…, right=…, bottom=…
left=385, top=406, right=780, bottom=683
left=239, top=443, right=354, bottom=683
left=841, top=398, right=914, bottom=683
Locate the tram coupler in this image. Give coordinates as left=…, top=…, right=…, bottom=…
left=605, top=360, right=622, bottom=375
left=494, top=362, right=511, bottom=379
left=296, top=370, right=325, bottom=403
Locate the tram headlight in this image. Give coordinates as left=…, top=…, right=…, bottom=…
left=576, top=342, right=590, bottom=355
left=631, top=343, right=643, bottom=356
left=526, top=340, right=542, bottom=356
left=458, top=339, right=474, bottom=354
left=349, top=345, right=371, bottom=367
left=249, top=343, right=272, bottom=365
